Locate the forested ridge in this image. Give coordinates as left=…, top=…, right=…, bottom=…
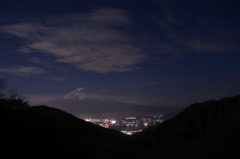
left=0, top=78, right=240, bottom=158
left=128, top=95, right=240, bottom=158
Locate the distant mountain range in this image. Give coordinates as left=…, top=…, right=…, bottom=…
left=43, top=88, right=176, bottom=118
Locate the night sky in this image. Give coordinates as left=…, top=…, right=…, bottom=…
left=1, top=0, right=240, bottom=107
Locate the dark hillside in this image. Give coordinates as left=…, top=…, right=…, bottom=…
left=161, top=106, right=187, bottom=121
left=1, top=95, right=240, bottom=159
left=128, top=95, right=240, bottom=159
left=0, top=103, right=129, bottom=159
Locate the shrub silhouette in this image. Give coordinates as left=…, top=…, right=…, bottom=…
left=0, top=79, right=30, bottom=110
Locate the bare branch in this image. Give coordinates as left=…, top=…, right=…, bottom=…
left=0, top=78, right=7, bottom=91
left=0, top=78, right=7, bottom=98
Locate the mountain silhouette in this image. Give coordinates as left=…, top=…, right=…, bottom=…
left=128, top=95, right=240, bottom=158
left=43, top=88, right=176, bottom=118
left=1, top=94, right=240, bottom=158
left=0, top=103, right=127, bottom=159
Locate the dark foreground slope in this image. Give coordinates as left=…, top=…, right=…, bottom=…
left=0, top=103, right=128, bottom=159
left=127, top=95, right=240, bottom=159
left=1, top=95, right=240, bottom=159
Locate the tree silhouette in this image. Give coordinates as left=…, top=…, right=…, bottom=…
left=0, top=78, right=7, bottom=98
left=6, top=89, right=29, bottom=109
left=0, top=79, right=30, bottom=109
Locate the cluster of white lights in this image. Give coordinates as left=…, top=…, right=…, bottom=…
left=111, top=120, right=116, bottom=124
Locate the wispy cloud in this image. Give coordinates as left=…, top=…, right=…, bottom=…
left=29, top=57, right=49, bottom=64
left=0, top=66, right=46, bottom=76
left=0, top=8, right=147, bottom=73
left=49, top=76, right=66, bottom=82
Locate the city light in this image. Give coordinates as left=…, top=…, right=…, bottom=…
left=111, top=120, right=116, bottom=124
left=83, top=114, right=164, bottom=135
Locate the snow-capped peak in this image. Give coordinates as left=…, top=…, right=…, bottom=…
left=60, top=87, right=102, bottom=101
left=74, top=87, right=85, bottom=92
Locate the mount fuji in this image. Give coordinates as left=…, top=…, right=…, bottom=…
left=43, top=88, right=176, bottom=118
left=60, top=87, right=102, bottom=101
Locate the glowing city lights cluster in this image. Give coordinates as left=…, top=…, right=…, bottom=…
left=84, top=114, right=164, bottom=135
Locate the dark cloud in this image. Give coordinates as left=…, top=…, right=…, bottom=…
left=0, top=8, right=147, bottom=73
left=148, top=0, right=240, bottom=54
